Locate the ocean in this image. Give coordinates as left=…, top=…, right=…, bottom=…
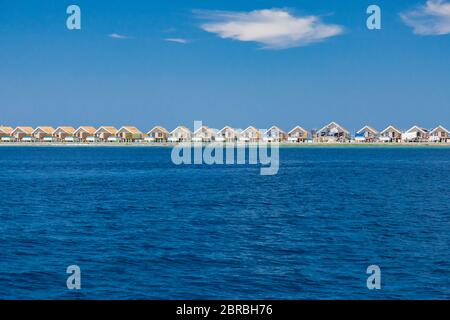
left=0, top=146, right=449, bottom=299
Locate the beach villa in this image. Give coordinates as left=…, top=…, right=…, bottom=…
left=146, top=126, right=169, bottom=143
left=379, top=125, right=402, bottom=143
left=11, top=127, right=34, bottom=142
left=315, top=122, right=350, bottom=143
left=355, top=125, right=378, bottom=143
left=429, top=125, right=449, bottom=143
left=168, top=126, right=192, bottom=143
left=216, top=126, right=239, bottom=143
left=117, top=126, right=143, bottom=142
left=32, top=126, right=55, bottom=142
left=0, top=126, right=14, bottom=142
left=192, top=125, right=216, bottom=143
left=2, top=122, right=449, bottom=145
left=74, top=126, right=97, bottom=142
left=53, top=126, right=76, bottom=142
left=403, top=126, right=429, bottom=142
left=287, top=126, right=308, bottom=143
left=263, top=126, right=287, bottom=143
left=239, top=126, right=261, bottom=143
left=95, top=126, right=119, bottom=142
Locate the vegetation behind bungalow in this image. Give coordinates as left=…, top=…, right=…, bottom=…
left=0, top=122, right=449, bottom=145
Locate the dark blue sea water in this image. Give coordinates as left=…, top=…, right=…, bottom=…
left=0, top=146, right=449, bottom=299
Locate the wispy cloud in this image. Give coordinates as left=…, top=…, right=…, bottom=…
left=197, top=8, right=344, bottom=49
left=400, top=0, right=450, bottom=35
left=164, top=38, right=190, bottom=44
left=108, top=33, right=130, bottom=39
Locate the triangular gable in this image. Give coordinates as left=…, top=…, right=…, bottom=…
left=118, top=126, right=142, bottom=135
left=54, top=126, right=76, bottom=135
left=33, top=126, right=55, bottom=135
left=405, top=125, right=428, bottom=134
left=95, top=126, right=118, bottom=135
left=147, top=126, right=169, bottom=135
left=380, top=125, right=402, bottom=135
left=0, top=126, right=14, bottom=135
left=218, top=126, right=237, bottom=135
left=318, top=122, right=349, bottom=134
left=170, top=126, right=191, bottom=135
left=12, top=127, right=34, bottom=135
left=265, top=126, right=286, bottom=135
left=241, top=126, right=258, bottom=135
left=74, top=126, right=97, bottom=135
left=357, top=125, right=378, bottom=135
left=430, top=125, right=450, bottom=135
left=193, top=125, right=212, bottom=135
left=288, top=126, right=307, bottom=135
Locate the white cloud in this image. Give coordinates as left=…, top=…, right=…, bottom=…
left=108, top=33, right=130, bottom=39
left=164, top=38, right=190, bottom=44
left=400, top=0, right=450, bottom=35
left=197, top=8, right=344, bottom=49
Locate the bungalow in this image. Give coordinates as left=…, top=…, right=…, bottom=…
left=192, top=125, right=216, bottom=143
left=263, top=126, right=287, bottom=143
left=117, top=126, right=143, bottom=142
left=168, top=126, right=192, bottom=143
left=216, top=126, right=239, bottom=143
left=315, top=122, right=350, bottom=143
left=32, top=126, right=55, bottom=142
left=146, top=126, right=169, bottom=143
left=239, top=126, right=261, bottom=143
left=95, top=126, right=118, bottom=142
left=53, top=126, right=76, bottom=142
left=429, top=125, right=449, bottom=143
left=287, top=126, right=308, bottom=143
left=403, top=125, right=429, bottom=142
left=0, top=126, right=14, bottom=142
left=74, top=126, right=97, bottom=142
left=11, top=127, right=34, bottom=142
left=355, top=125, right=378, bottom=143
left=379, top=125, right=402, bottom=143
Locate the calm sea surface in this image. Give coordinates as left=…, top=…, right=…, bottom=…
left=0, top=146, right=449, bottom=299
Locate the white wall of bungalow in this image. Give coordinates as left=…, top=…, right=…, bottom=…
left=263, top=126, right=287, bottom=142
left=379, top=125, right=402, bottom=143
left=315, top=122, right=350, bottom=142
left=117, top=126, right=143, bottom=142
left=168, top=126, right=192, bottom=142
left=239, top=126, right=260, bottom=142
left=95, top=126, right=119, bottom=142
left=192, top=126, right=216, bottom=142
left=0, top=126, right=14, bottom=141
left=355, top=125, right=379, bottom=142
left=146, top=126, right=169, bottom=142
left=429, top=125, right=450, bottom=143
left=74, top=126, right=97, bottom=142
left=287, top=126, right=308, bottom=143
left=11, top=127, right=34, bottom=141
left=216, top=126, right=240, bottom=142
left=402, top=126, right=430, bottom=142
left=53, top=126, right=76, bottom=142
left=32, top=126, right=55, bottom=141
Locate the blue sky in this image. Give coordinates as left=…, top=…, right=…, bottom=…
left=1, top=0, right=450, bottom=132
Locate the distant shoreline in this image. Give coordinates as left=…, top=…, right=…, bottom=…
left=1, top=142, right=450, bottom=148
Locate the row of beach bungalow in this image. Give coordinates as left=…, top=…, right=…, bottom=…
left=0, top=122, right=449, bottom=143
